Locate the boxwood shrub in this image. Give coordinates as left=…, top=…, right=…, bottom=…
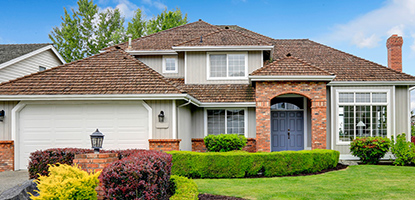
left=28, top=148, right=147, bottom=179
left=169, top=175, right=198, bottom=200
left=168, top=149, right=339, bottom=178
left=350, top=137, right=391, bottom=164
left=204, top=134, right=247, bottom=152
left=99, top=151, right=172, bottom=199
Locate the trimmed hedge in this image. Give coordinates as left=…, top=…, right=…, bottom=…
left=168, top=149, right=339, bottom=178
left=204, top=134, right=247, bottom=152
left=100, top=151, right=172, bottom=199
left=169, top=175, right=198, bottom=200
left=28, top=148, right=147, bottom=179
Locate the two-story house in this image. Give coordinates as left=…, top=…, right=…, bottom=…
left=0, top=20, right=414, bottom=171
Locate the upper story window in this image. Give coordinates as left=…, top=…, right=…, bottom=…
left=207, top=52, right=247, bottom=79
left=162, top=56, right=178, bottom=73
left=39, top=66, right=46, bottom=72
left=337, top=91, right=389, bottom=144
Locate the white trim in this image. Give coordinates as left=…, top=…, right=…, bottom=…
left=126, top=50, right=178, bottom=55
left=184, top=52, right=188, bottom=84
left=0, top=94, right=198, bottom=102
left=11, top=102, right=27, bottom=170
left=303, top=97, right=309, bottom=150
left=335, top=89, right=391, bottom=145
left=249, top=75, right=336, bottom=81
left=207, top=52, right=249, bottom=80
left=328, top=81, right=415, bottom=86
left=261, top=51, right=264, bottom=68
left=172, top=100, right=177, bottom=139
left=408, top=86, right=411, bottom=141
left=204, top=108, right=248, bottom=137
left=172, top=46, right=274, bottom=51
left=162, top=55, right=178, bottom=73
left=393, top=86, right=396, bottom=140
left=141, top=101, right=153, bottom=144
left=0, top=45, right=66, bottom=70
left=200, top=102, right=256, bottom=107
left=331, top=86, right=335, bottom=151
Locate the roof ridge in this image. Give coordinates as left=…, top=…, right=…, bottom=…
left=102, top=20, right=222, bottom=51
left=217, top=25, right=275, bottom=41
left=224, top=28, right=272, bottom=45
left=305, top=39, right=415, bottom=79
left=173, top=29, right=221, bottom=46
left=0, top=48, right=120, bottom=87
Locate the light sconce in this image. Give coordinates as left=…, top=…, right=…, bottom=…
left=90, top=129, right=104, bottom=154
left=158, top=111, right=165, bottom=123
left=0, top=110, right=4, bottom=122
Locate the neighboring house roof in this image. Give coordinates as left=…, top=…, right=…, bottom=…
left=167, top=78, right=255, bottom=103
left=174, top=29, right=272, bottom=47
left=0, top=49, right=182, bottom=95
left=0, top=43, right=66, bottom=69
left=250, top=56, right=333, bottom=76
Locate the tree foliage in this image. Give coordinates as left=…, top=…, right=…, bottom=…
left=50, top=0, right=188, bottom=62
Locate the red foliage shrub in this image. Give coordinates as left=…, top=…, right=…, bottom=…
left=28, top=148, right=146, bottom=179
left=100, top=150, right=172, bottom=200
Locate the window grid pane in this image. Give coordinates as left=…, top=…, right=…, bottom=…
left=356, top=93, right=370, bottom=103
left=355, top=106, right=371, bottom=137
left=165, top=58, right=176, bottom=71
left=207, top=110, right=225, bottom=135
left=228, top=54, right=245, bottom=77
left=339, top=93, right=354, bottom=103
left=210, top=55, right=226, bottom=77
left=226, top=110, right=244, bottom=135
left=372, top=93, right=387, bottom=103
left=372, top=106, right=387, bottom=137
left=339, top=106, right=354, bottom=142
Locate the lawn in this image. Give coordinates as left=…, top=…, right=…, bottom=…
left=194, top=165, right=415, bottom=200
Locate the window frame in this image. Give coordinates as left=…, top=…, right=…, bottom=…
left=335, top=89, right=391, bottom=145
left=206, top=52, right=248, bottom=80
left=162, top=55, right=178, bottom=73
left=204, top=108, right=248, bottom=137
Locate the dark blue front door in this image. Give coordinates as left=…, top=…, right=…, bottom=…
left=271, top=111, right=304, bottom=151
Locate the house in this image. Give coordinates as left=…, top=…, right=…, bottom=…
left=0, top=43, right=66, bottom=83
left=0, top=20, right=414, bottom=171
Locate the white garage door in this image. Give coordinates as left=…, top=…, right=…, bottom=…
left=17, top=102, right=149, bottom=170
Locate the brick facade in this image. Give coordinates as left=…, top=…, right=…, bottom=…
left=191, top=138, right=256, bottom=152
left=148, top=139, right=181, bottom=151
left=0, top=140, right=14, bottom=172
left=387, top=34, right=403, bottom=72
left=73, top=153, right=118, bottom=200
left=255, top=81, right=327, bottom=152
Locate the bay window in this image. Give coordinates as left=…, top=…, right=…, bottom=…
left=337, top=91, right=388, bottom=143
left=207, top=109, right=245, bottom=135
left=208, top=52, right=247, bottom=79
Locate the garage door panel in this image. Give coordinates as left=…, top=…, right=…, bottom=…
left=18, top=102, right=149, bottom=170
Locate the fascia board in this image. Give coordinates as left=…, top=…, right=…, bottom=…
left=172, top=46, right=274, bottom=51
left=249, top=75, right=336, bottom=81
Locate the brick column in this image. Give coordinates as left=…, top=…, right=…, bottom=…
left=0, top=140, right=14, bottom=172
left=149, top=139, right=181, bottom=151
left=311, top=99, right=327, bottom=149
left=73, top=153, right=118, bottom=200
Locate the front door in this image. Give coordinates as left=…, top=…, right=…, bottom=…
left=271, top=111, right=304, bottom=151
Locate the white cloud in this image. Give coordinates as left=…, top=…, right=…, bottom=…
left=98, top=0, right=139, bottom=19
left=142, top=0, right=166, bottom=10
left=323, top=0, right=415, bottom=52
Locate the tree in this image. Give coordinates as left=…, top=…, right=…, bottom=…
left=49, top=0, right=126, bottom=62
left=146, top=8, right=188, bottom=35
left=126, top=9, right=146, bottom=39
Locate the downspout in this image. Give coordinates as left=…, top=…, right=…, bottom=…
left=178, top=99, right=192, bottom=108
left=176, top=99, right=192, bottom=141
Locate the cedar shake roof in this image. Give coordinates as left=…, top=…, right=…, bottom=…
left=271, top=39, right=415, bottom=81
left=0, top=49, right=182, bottom=95
left=0, top=43, right=51, bottom=64
left=167, top=78, right=255, bottom=102
left=174, top=29, right=272, bottom=46
left=251, top=56, right=333, bottom=76
left=102, top=20, right=222, bottom=51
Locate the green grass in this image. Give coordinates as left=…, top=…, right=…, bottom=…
left=194, top=165, right=415, bottom=200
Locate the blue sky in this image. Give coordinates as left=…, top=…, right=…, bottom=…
left=1, top=0, right=415, bottom=109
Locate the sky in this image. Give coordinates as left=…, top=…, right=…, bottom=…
left=1, top=0, right=415, bottom=110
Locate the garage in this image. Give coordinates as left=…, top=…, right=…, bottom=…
left=16, top=101, right=150, bottom=170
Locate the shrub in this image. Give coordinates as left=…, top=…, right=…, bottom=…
left=28, top=148, right=147, bottom=179
left=204, top=134, right=247, bottom=152
left=100, top=151, right=172, bottom=199
left=391, top=133, right=415, bottom=166
left=30, top=164, right=100, bottom=200
left=350, top=137, right=391, bottom=164
left=168, top=149, right=339, bottom=178
left=169, top=175, right=198, bottom=200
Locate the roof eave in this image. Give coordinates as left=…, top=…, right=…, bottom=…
left=249, top=75, right=336, bottom=82
left=172, top=45, right=274, bottom=51
left=126, top=50, right=178, bottom=55
left=328, top=81, right=415, bottom=86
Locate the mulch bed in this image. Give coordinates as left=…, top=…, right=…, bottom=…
left=197, top=163, right=348, bottom=200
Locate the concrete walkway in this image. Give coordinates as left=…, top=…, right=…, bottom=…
left=0, top=170, right=29, bottom=194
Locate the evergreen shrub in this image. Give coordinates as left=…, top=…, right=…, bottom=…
left=204, top=134, right=247, bottom=152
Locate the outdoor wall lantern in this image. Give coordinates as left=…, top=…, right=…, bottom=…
left=158, top=111, right=165, bottom=123
left=0, top=110, right=4, bottom=122
left=90, top=129, right=104, bottom=154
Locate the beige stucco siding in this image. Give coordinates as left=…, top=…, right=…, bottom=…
left=0, top=50, right=63, bottom=83
left=0, top=101, right=18, bottom=140
left=186, top=51, right=263, bottom=84
left=136, top=52, right=184, bottom=78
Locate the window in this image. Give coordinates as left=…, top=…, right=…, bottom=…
left=162, top=56, right=178, bottom=73
left=337, top=91, right=388, bottom=143
left=39, top=66, right=46, bottom=72
left=208, top=53, right=247, bottom=78
left=207, top=109, right=245, bottom=135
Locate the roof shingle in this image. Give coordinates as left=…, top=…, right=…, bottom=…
left=0, top=43, right=51, bottom=64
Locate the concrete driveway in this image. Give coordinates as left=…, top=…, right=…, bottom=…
left=0, top=170, right=29, bottom=194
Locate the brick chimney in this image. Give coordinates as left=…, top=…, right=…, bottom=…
left=386, top=34, right=403, bottom=72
